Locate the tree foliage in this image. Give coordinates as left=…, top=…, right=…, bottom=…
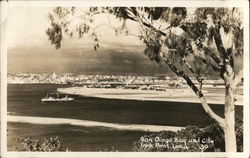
left=47, top=7, right=243, bottom=78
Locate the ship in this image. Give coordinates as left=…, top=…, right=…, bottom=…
left=41, top=93, right=74, bottom=102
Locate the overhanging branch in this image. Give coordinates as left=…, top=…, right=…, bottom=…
left=180, top=57, right=204, bottom=90
left=163, top=57, right=226, bottom=127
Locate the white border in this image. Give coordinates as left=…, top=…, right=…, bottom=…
left=1, top=1, right=8, bottom=157
left=6, top=0, right=250, bottom=8
left=1, top=0, right=249, bottom=158
left=243, top=0, right=250, bottom=157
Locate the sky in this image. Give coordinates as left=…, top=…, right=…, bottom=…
left=7, top=7, right=175, bottom=75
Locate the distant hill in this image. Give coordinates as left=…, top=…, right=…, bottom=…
left=8, top=46, right=243, bottom=78
left=7, top=47, right=173, bottom=75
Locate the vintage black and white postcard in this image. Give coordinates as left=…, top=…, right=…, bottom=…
left=0, top=0, right=249, bottom=157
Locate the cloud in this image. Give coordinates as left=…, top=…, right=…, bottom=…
left=7, top=7, right=52, bottom=48
left=7, top=7, right=142, bottom=51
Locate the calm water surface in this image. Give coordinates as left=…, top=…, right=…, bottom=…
left=7, top=84, right=243, bottom=151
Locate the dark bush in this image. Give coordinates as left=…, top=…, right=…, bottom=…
left=15, top=136, right=69, bottom=152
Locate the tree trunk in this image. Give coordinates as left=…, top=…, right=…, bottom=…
left=224, top=123, right=237, bottom=152
left=163, top=57, right=238, bottom=152
left=223, top=80, right=237, bottom=152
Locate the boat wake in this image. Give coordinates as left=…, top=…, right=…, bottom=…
left=7, top=115, right=183, bottom=132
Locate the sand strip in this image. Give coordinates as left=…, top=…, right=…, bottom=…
left=7, top=115, right=183, bottom=132
left=57, top=87, right=243, bottom=105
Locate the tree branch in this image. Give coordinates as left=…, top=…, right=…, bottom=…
left=187, top=34, right=225, bottom=79
left=65, top=15, right=89, bottom=24
left=188, top=51, right=221, bottom=74
left=181, top=57, right=204, bottom=88
left=214, top=24, right=230, bottom=65
left=187, top=40, right=223, bottom=79
left=201, top=45, right=222, bottom=65
left=163, top=57, right=226, bottom=127
left=124, top=8, right=168, bottom=36
left=180, top=23, right=222, bottom=66
left=213, top=24, right=237, bottom=85
left=233, top=69, right=243, bottom=87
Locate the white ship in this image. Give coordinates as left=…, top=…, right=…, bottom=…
left=41, top=93, right=74, bottom=102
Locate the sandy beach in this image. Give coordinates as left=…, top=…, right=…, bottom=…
left=8, top=115, right=183, bottom=132
left=57, top=87, right=243, bottom=105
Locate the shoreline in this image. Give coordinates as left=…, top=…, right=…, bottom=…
left=57, top=87, right=243, bottom=106
left=7, top=115, right=183, bottom=132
